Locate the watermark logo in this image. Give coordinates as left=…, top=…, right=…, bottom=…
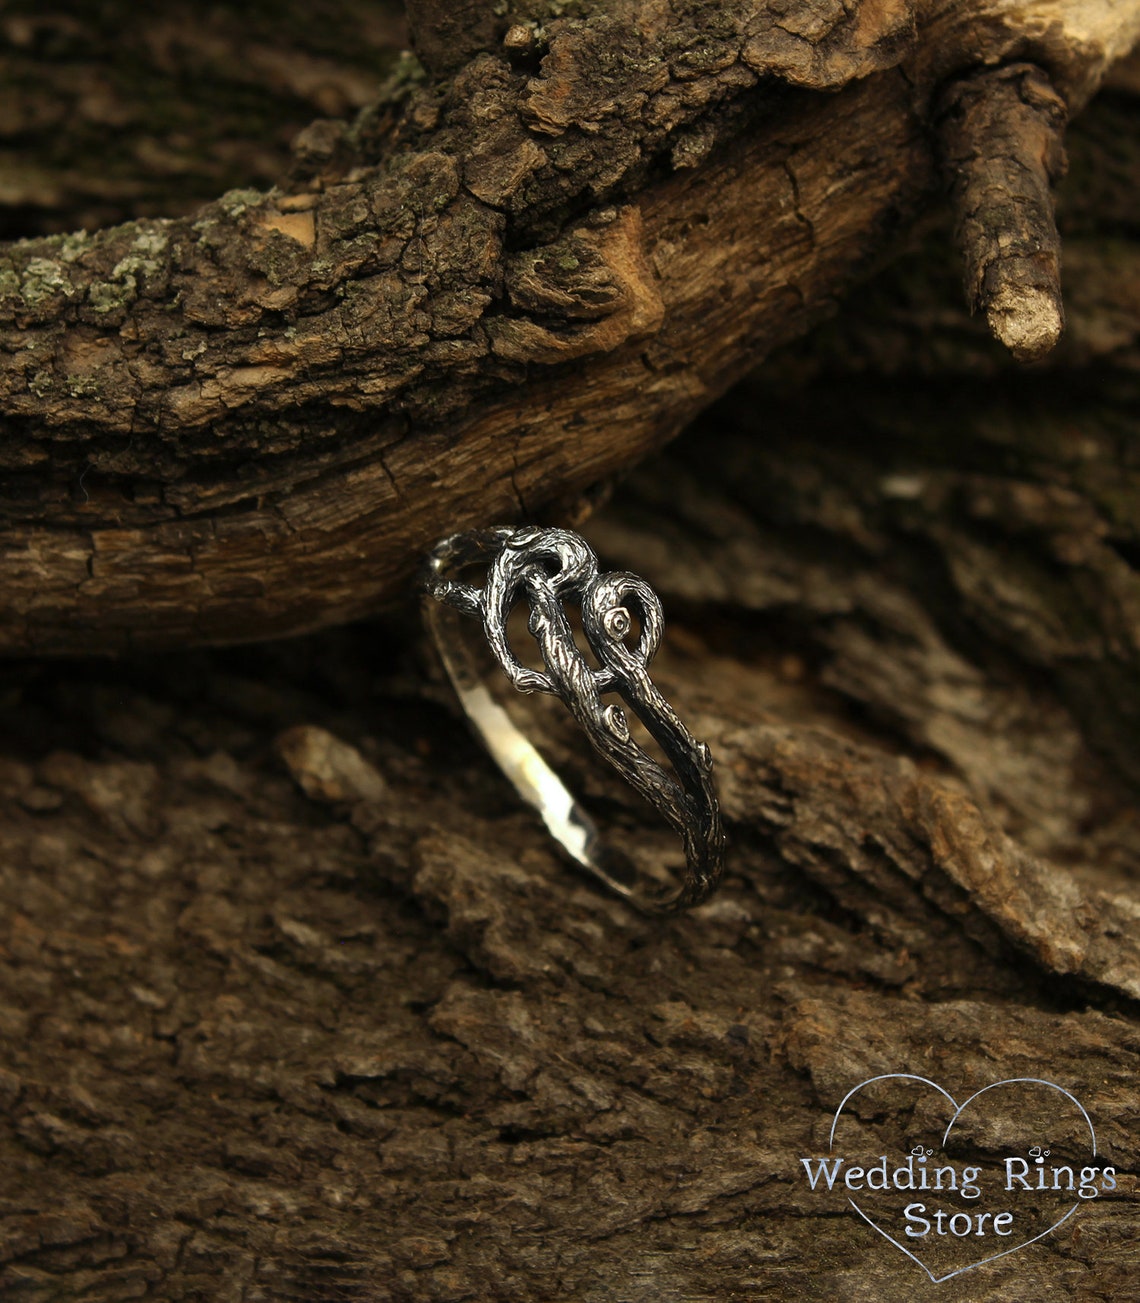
left=799, top=1075, right=1115, bottom=1283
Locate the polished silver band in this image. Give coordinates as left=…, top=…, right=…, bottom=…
left=421, top=525, right=724, bottom=914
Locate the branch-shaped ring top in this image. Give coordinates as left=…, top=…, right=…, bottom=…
left=421, top=526, right=724, bottom=913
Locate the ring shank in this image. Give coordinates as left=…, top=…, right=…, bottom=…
left=424, top=597, right=610, bottom=875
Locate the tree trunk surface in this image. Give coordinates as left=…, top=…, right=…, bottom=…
left=2, top=3, right=1140, bottom=1301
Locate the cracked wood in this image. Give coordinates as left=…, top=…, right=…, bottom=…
left=2, top=0, right=1138, bottom=652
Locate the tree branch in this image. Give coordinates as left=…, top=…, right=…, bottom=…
left=938, top=62, right=1068, bottom=360
left=0, top=0, right=1137, bottom=654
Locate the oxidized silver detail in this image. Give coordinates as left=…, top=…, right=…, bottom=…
left=421, top=526, right=725, bottom=913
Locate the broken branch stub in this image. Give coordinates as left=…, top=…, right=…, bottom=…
left=938, top=62, right=1069, bottom=361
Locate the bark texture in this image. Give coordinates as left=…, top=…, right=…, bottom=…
left=2, top=5, right=1140, bottom=1302
left=938, top=62, right=1069, bottom=359
left=3, top=367, right=1140, bottom=1296
left=404, top=0, right=504, bottom=76
left=1, top=0, right=1137, bottom=653
left=0, top=2, right=405, bottom=236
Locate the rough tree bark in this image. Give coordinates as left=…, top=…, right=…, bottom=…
left=2, top=2, right=1140, bottom=1301
left=2, top=0, right=1137, bottom=653
left=0, top=3, right=404, bottom=236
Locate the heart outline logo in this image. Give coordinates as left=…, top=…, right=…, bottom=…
left=829, top=1074, right=1097, bottom=1284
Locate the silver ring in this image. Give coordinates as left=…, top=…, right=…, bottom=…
left=420, top=525, right=725, bottom=914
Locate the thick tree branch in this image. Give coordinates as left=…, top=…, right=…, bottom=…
left=0, top=0, right=1138, bottom=655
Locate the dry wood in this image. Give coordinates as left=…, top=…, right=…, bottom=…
left=1, top=0, right=1137, bottom=653
left=937, top=62, right=1069, bottom=359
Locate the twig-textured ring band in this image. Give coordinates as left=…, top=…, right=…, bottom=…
left=421, top=525, right=725, bottom=914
